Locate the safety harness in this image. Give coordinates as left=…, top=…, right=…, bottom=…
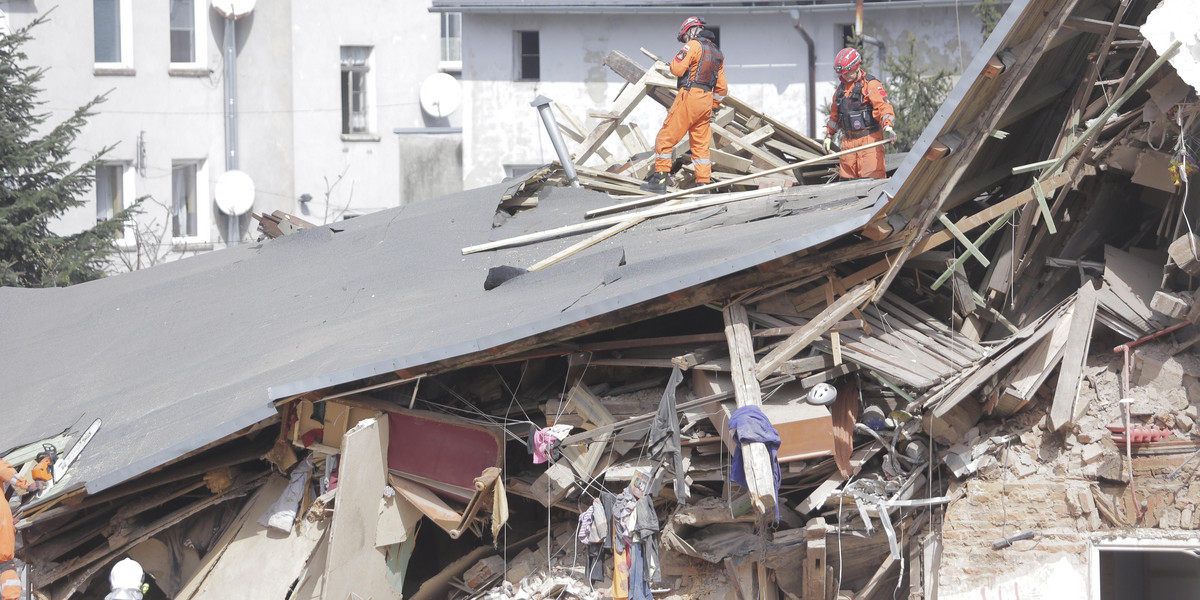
left=836, top=73, right=882, bottom=138
left=678, top=36, right=723, bottom=93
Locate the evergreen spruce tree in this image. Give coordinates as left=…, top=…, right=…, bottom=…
left=884, top=35, right=955, bottom=152
left=974, top=0, right=1004, bottom=39
left=0, top=17, right=133, bottom=287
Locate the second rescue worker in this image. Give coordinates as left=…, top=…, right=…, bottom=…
left=640, top=16, right=727, bottom=194
left=824, top=47, right=896, bottom=180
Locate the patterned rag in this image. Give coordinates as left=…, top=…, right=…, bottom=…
left=728, top=405, right=782, bottom=521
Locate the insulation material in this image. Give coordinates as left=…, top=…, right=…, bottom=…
left=1143, top=0, right=1200, bottom=91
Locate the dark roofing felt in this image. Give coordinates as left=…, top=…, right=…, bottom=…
left=0, top=178, right=885, bottom=496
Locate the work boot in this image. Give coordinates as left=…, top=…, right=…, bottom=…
left=640, top=171, right=671, bottom=194
left=689, top=181, right=713, bottom=194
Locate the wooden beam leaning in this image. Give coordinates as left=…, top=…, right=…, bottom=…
left=1048, top=282, right=1099, bottom=431
left=723, top=303, right=778, bottom=517
left=574, top=64, right=657, bottom=163
left=804, top=518, right=828, bottom=600
left=755, top=281, right=876, bottom=380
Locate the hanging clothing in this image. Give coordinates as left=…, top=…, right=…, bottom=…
left=531, top=424, right=573, bottom=464
left=578, top=506, right=596, bottom=544
left=629, top=539, right=654, bottom=600
left=600, top=490, right=618, bottom=550
left=633, top=493, right=662, bottom=583
left=728, top=405, right=782, bottom=521
left=585, top=542, right=605, bottom=582
left=612, top=489, right=637, bottom=554
left=648, top=366, right=688, bottom=504
left=589, top=497, right=608, bottom=544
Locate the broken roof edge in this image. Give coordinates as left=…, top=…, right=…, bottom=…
left=83, top=401, right=278, bottom=495
left=265, top=192, right=889, bottom=402
left=882, top=0, right=1032, bottom=200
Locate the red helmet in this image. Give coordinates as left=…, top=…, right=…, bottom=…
left=834, top=47, right=862, bottom=74
left=678, top=16, right=706, bottom=42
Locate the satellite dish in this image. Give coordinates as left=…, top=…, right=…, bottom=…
left=211, top=0, right=256, bottom=19
left=419, top=73, right=462, bottom=118
left=214, top=170, right=255, bottom=216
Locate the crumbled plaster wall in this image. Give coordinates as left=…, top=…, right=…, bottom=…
left=937, top=342, right=1200, bottom=597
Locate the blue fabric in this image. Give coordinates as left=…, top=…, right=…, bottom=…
left=728, top=405, right=781, bottom=520
left=629, top=538, right=654, bottom=600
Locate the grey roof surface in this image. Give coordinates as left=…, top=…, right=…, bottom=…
left=0, top=179, right=884, bottom=496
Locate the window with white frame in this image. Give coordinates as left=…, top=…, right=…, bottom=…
left=171, top=160, right=208, bottom=242
left=515, top=31, right=539, bottom=81
left=95, top=162, right=127, bottom=239
left=440, top=12, right=462, bottom=70
left=169, top=0, right=207, bottom=69
left=93, top=0, right=132, bottom=68
left=340, top=46, right=374, bottom=136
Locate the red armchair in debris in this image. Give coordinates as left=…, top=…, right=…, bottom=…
left=1108, top=424, right=1172, bottom=444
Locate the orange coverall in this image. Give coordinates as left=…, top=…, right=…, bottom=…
left=652, top=38, right=728, bottom=184
left=0, top=460, right=33, bottom=600
left=825, top=73, right=895, bottom=179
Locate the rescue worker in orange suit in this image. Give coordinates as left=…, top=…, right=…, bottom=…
left=640, top=16, right=727, bottom=194
left=824, top=47, right=896, bottom=179
left=1, top=458, right=47, bottom=600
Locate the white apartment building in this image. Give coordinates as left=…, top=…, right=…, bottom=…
left=2, top=0, right=463, bottom=271
left=429, top=0, right=998, bottom=190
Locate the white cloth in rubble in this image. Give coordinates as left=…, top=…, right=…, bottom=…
left=258, top=456, right=315, bottom=532
left=104, top=557, right=144, bottom=600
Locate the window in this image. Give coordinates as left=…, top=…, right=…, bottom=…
left=169, top=0, right=206, bottom=68
left=340, top=46, right=374, bottom=136
left=516, top=31, right=539, bottom=81
left=837, top=24, right=855, bottom=54
left=93, top=0, right=132, bottom=68
left=440, top=12, right=462, bottom=70
left=95, top=163, right=127, bottom=239
left=171, top=160, right=208, bottom=242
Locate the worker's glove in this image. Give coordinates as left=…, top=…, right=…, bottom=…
left=25, top=480, right=45, bottom=492
left=884, top=125, right=896, bottom=139
left=823, top=137, right=833, bottom=153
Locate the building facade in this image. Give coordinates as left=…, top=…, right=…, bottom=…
left=430, top=0, right=997, bottom=189
left=3, top=0, right=462, bottom=271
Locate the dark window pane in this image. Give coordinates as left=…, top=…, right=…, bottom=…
left=522, top=56, right=539, bottom=80
left=518, top=31, right=539, bottom=80
left=94, top=0, right=121, bottom=63
left=170, top=0, right=195, bottom=62
left=341, top=71, right=352, bottom=134
left=170, top=31, right=193, bottom=63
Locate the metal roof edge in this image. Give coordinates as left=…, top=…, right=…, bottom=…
left=84, top=402, right=279, bottom=495
left=267, top=193, right=885, bottom=401
left=882, top=0, right=1032, bottom=198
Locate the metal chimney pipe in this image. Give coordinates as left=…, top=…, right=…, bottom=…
left=530, top=95, right=580, bottom=188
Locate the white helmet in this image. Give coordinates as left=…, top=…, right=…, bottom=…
left=807, top=383, right=837, bottom=406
